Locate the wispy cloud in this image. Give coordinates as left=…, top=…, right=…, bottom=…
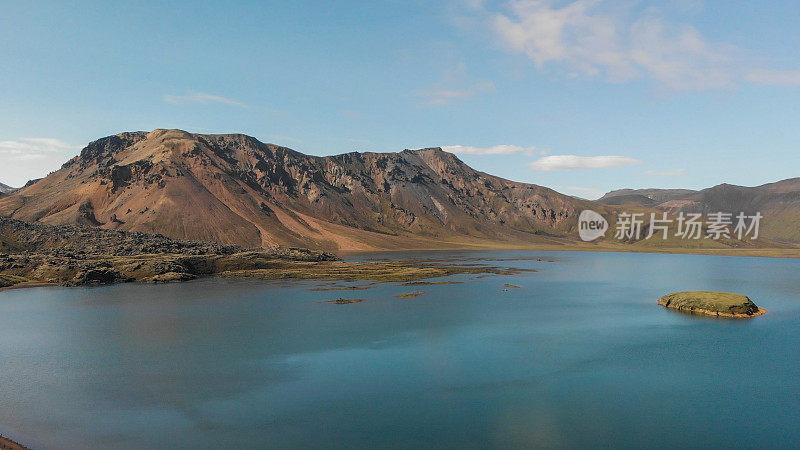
left=416, top=60, right=496, bottom=105
left=645, top=168, right=687, bottom=177
left=529, top=154, right=642, bottom=171
left=745, top=69, right=800, bottom=87
left=417, top=80, right=496, bottom=105
left=163, top=92, right=249, bottom=108
left=0, top=138, right=77, bottom=161
left=481, top=0, right=800, bottom=91
left=442, top=144, right=544, bottom=155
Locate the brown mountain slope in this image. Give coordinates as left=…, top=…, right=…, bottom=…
left=599, top=178, right=800, bottom=244
left=599, top=188, right=697, bottom=204
left=0, top=129, right=607, bottom=250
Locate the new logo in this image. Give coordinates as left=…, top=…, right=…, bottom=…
left=578, top=210, right=608, bottom=242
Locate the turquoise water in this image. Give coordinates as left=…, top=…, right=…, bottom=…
left=1, top=250, right=799, bottom=449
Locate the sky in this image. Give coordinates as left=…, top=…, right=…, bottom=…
left=2, top=0, right=799, bottom=198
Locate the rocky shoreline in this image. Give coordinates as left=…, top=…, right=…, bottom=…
left=0, top=218, right=529, bottom=289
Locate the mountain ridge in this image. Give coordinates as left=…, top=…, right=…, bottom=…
left=0, top=129, right=606, bottom=250
left=4, top=129, right=799, bottom=251
left=599, top=178, right=800, bottom=244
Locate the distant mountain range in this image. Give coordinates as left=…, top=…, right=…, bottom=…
left=1, top=129, right=797, bottom=251
left=598, top=179, right=800, bottom=244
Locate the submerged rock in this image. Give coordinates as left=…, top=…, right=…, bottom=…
left=395, top=291, right=425, bottom=298
left=325, top=298, right=364, bottom=304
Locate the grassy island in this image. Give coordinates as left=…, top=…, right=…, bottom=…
left=658, top=291, right=766, bottom=318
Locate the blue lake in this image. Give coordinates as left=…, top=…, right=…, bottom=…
left=1, top=250, right=799, bottom=448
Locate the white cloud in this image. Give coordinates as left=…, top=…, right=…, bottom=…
left=528, top=154, right=642, bottom=171
left=163, top=92, right=249, bottom=108
left=484, top=0, right=800, bottom=91
left=442, top=144, right=544, bottom=155
left=645, top=168, right=687, bottom=176
left=0, top=138, right=77, bottom=161
left=417, top=80, right=496, bottom=105
left=0, top=137, right=79, bottom=186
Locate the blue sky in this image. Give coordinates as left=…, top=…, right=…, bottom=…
left=2, top=0, right=799, bottom=198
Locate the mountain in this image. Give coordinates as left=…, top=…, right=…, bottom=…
left=600, top=178, right=800, bottom=244
left=598, top=188, right=697, bottom=207
left=0, top=182, right=16, bottom=195
left=0, top=129, right=606, bottom=251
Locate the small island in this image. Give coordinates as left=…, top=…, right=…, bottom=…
left=325, top=298, right=364, bottom=304
left=658, top=291, right=766, bottom=318
left=395, top=291, right=425, bottom=298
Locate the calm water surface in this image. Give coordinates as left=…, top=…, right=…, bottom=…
left=1, top=250, right=799, bottom=449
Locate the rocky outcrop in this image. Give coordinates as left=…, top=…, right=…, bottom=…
left=0, top=217, right=338, bottom=287
left=149, top=272, right=197, bottom=283
left=73, top=267, right=131, bottom=285
left=0, top=218, right=524, bottom=288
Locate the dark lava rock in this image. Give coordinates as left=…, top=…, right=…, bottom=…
left=73, top=268, right=131, bottom=285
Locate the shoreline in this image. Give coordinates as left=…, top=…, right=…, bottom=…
left=0, top=256, right=533, bottom=292
left=661, top=304, right=768, bottom=319
left=4, top=245, right=800, bottom=293
left=339, top=244, right=800, bottom=260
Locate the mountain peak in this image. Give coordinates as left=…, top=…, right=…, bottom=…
left=403, top=147, right=445, bottom=155
left=147, top=128, right=194, bottom=140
